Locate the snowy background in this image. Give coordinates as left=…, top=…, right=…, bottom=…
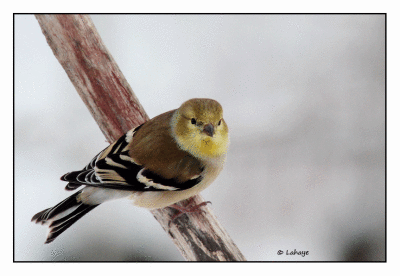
left=15, top=14, right=385, bottom=261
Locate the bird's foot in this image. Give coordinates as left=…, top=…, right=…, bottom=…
left=168, top=201, right=211, bottom=226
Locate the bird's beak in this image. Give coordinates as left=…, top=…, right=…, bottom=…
left=203, top=123, right=214, bottom=137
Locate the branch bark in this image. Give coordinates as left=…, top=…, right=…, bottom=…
left=35, top=14, right=246, bottom=261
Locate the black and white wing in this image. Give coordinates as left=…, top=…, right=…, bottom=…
left=61, top=125, right=203, bottom=192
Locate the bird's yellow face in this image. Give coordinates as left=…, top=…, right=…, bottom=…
left=171, top=98, right=229, bottom=160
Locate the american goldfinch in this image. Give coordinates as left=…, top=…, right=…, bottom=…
left=32, top=98, right=229, bottom=244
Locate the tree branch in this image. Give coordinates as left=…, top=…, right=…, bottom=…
left=35, top=14, right=246, bottom=261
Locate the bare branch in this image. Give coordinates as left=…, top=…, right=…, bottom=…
left=35, top=14, right=246, bottom=261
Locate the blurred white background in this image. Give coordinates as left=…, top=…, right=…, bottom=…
left=15, top=14, right=385, bottom=261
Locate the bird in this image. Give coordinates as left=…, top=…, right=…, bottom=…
left=31, top=98, right=229, bottom=244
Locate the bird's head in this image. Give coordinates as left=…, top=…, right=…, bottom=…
left=171, top=98, right=229, bottom=160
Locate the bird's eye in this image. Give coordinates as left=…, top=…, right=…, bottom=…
left=218, top=119, right=222, bottom=126
left=191, top=118, right=197, bottom=125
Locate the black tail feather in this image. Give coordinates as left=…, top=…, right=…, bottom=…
left=31, top=208, right=51, bottom=224
left=32, top=190, right=99, bottom=244
left=32, top=190, right=82, bottom=223
left=44, top=203, right=99, bottom=244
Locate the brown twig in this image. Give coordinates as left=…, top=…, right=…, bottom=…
left=35, top=14, right=246, bottom=261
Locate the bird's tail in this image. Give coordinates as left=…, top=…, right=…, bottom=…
left=31, top=190, right=99, bottom=244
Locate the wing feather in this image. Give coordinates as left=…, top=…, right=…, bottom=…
left=60, top=124, right=203, bottom=192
